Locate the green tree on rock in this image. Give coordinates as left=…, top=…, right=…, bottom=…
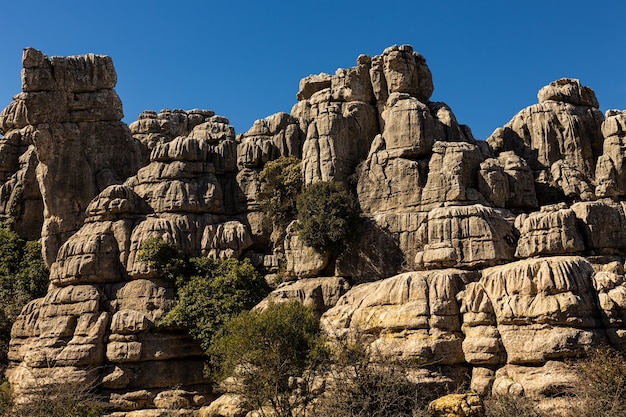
left=296, top=181, right=360, bottom=255
left=209, top=301, right=328, bottom=417
left=257, top=156, right=303, bottom=242
left=137, top=237, right=270, bottom=351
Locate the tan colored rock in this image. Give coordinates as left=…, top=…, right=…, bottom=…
left=420, top=142, right=485, bottom=208
left=331, top=55, right=374, bottom=103
left=493, top=362, right=577, bottom=398
left=356, top=136, right=427, bottom=213
left=458, top=283, right=504, bottom=366
left=0, top=48, right=144, bottom=265
left=200, top=394, right=249, bottom=417
left=571, top=200, right=626, bottom=254
left=301, top=101, right=378, bottom=184
left=258, top=277, right=351, bottom=315
left=487, top=79, right=604, bottom=203
left=237, top=112, right=303, bottom=168
left=322, top=270, right=468, bottom=365
left=480, top=257, right=603, bottom=364
left=514, top=204, right=585, bottom=258
left=596, top=110, right=626, bottom=197
left=427, top=393, right=485, bottom=417
left=379, top=93, right=436, bottom=158
left=283, top=221, right=330, bottom=279
left=538, top=78, right=599, bottom=108
left=415, top=205, right=517, bottom=270
left=296, top=73, right=332, bottom=101
left=592, top=261, right=626, bottom=349
left=478, top=151, right=537, bottom=209
left=370, top=44, right=433, bottom=104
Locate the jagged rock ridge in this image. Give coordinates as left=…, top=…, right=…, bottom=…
left=0, top=45, right=626, bottom=414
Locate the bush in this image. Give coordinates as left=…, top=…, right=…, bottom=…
left=570, top=345, right=626, bottom=417
left=160, top=257, right=269, bottom=351
left=296, top=181, right=359, bottom=254
left=257, top=156, right=303, bottom=234
left=209, top=302, right=328, bottom=417
left=137, top=238, right=269, bottom=352
left=0, top=229, right=49, bottom=370
left=313, top=338, right=440, bottom=417
left=0, top=378, right=105, bottom=417
left=484, top=395, right=545, bottom=417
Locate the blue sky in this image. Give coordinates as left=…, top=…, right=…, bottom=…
left=1, top=1, right=625, bottom=140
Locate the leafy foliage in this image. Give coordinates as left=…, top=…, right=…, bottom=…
left=0, top=229, right=49, bottom=368
left=136, top=236, right=190, bottom=281
left=257, top=156, right=303, bottom=236
left=209, top=301, right=328, bottom=417
left=137, top=237, right=269, bottom=352
left=296, top=181, right=359, bottom=254
left=160, top=257, right=269, bottom=351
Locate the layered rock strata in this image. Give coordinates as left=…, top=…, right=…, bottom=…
left=4, top=44, right=626, bottom=413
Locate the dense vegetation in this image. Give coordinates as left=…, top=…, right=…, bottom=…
left=0, top=228, right=48, bottom=371
left=257, top=157, right=360, bottom=255
left=137, top=237, right=270, bottom=351
left=209, top=301, right=327, bottom=417
left=258, top=156, right=303, bottom=237
left=296, top=181, right=360, bottom=254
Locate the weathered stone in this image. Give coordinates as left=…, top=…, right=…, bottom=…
left=487, top=79, right=604, bottom=204
left=480, top=257, right=603, bottom=364
left=200, top=394, right=249, bottom=417
left=322, top=270, right=469, bottom=365
left=427, top=393, right=485, bottom=417
left=478, top=151, right=537, bottom=209
left=237, top=112, right=303, bottom=168
left=515, top=205, right=585, bottom=258
left=415, top=205, right=517, bottom=270
left=596, top=110, right=626, bottom=197
left=257, top=277, right=351, bottom=315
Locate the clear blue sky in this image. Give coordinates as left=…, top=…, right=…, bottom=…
left=1, top=1, right=625, bottom=140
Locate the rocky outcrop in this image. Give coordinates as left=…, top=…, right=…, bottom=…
left=487, top=78, right=604, bottom=204
left=0, top=48, right=144, bottom=265
left=5, top=44, right=626, bottom=414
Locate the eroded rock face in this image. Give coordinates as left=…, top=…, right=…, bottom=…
left=6, top=45, right=626, bottom=413
left=0, top=48, right=144, bottom=265
left=487, top=78, right=604, bottom=204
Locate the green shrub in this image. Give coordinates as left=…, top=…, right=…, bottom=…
left=296, top=181, right=359, bottom=254
left=0, top=229, right=49, bottom=369
left=137, top=238, right=269, bottom=352
left=160, top=257, right=269, bottom=351
left=136, top=236, right=189, bottom=281
left=209, top=302, right=328, bottom=417
left=258, top=156, right=303, bottom=230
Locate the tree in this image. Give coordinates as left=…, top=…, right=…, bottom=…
left=209, top=301, right=328, bottom=417
left=296, top=181, right=359, bottom=254
left=257, top=156, right=303, bottom=240
left=0, top=229, right=49, bottom=370
left=160, top=257, right=269, bottom=351
left=137, top=237, right=270, bottom=351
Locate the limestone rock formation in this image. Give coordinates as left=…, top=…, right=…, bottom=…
left=4, top=44, right=626, bottom=414
left=0, top=48, right=143, bottom=265
left=487, top=78, right=604, bottom=204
